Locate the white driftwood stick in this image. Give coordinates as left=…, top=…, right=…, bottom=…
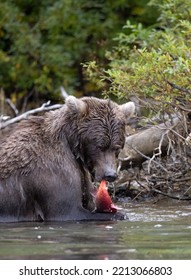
left=0, top=102, right=62, bottom=129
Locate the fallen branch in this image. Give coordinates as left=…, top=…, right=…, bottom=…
left=60, top=86, right=69, bottom=99
left=5, top=98, right=19, bottom=116
left=152, top=187, right=191, bottom=201
left=167, top=81, right=191, bottom=94
left=0, top=101, right=62, bottom=129
left=119, top=117, right=182, bottom=170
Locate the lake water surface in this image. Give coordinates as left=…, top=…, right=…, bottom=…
left=0, top=200, right=191, bottom=259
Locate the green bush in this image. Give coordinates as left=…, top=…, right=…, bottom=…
left=0, top=0, right=156, bottom=108
left=84, top=0, right=191, bottom=108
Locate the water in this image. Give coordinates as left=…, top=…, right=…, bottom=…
left=0, top=201, right=191, bottom=259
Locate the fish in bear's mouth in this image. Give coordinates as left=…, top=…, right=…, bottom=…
left=94, top=180, right=120, bottom=214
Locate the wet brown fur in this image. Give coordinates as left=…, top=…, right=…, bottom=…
left=0, top=97, right=133, bottom=222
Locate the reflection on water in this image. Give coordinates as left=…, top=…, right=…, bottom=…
left=0, top=201, right=191, bottom=259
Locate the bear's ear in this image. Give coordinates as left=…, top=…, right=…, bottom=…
left=119, top=101, right=135, bottom=119
left=65, top=96, right=87, bottom=115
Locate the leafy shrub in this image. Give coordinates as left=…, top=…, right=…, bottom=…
left=84, top=0, right=191, bottom=109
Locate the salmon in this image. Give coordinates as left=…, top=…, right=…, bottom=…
left=95, top=180, right=118, bottom=213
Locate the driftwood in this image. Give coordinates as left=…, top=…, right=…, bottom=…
left=119, top=116, right=185, bottom=170
left=0, top=102, right=63, bottom=130
left=0, top=86, right=69, bottom=131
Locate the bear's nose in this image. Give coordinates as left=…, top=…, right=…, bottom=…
left=104, top=172, right=117, bottom=182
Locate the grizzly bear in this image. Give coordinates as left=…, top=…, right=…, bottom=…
left=0, top=96, right=135, bottom=222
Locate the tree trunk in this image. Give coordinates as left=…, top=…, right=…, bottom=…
left=119, top=117, right=184, bottom=169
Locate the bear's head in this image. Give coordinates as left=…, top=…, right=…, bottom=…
left=65, top=96, right=135, bottom=182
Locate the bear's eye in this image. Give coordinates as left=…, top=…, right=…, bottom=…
left=97, top=140, right=110, bottom=152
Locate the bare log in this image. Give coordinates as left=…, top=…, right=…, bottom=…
left=119, top=117, right=182, bottom=169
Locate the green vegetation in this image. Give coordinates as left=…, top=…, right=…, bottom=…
left=1, top=0, right=190, bottom=111
left=0, top=0, right=156, bottom=109
left=85, top=0, right=191, bottom=110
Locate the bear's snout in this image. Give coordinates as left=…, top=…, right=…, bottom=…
left=103, top=171, right=117, bottom=182
left=94, top=168, right=118, bottom=183
left=93, top=151, right=118, bottom=182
